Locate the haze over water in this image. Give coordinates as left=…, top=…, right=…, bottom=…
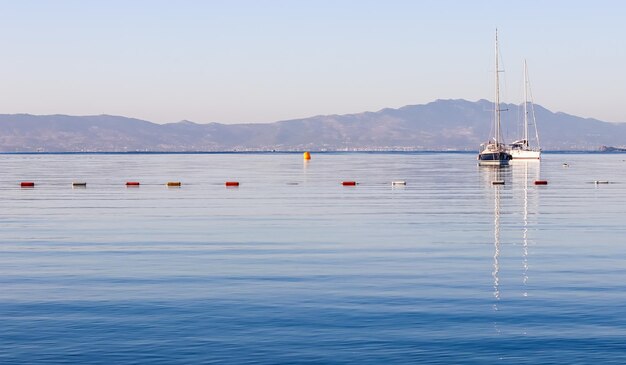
left=1, top=152, right=625, bottom=364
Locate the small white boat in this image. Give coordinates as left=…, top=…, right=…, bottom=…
left=478, top=30, right=512, bottom=166
left=509, top=141, right=540, bottom=159
left=508, top=60, right=541, bottom=160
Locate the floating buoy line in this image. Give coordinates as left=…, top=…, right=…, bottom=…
left=14, top=178, right=621, bottom=189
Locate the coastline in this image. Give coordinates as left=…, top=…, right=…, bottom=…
left=1, top=150, right=625, bottom=155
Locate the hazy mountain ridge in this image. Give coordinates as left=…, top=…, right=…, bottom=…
left=1, top=99, right=625, bottom=152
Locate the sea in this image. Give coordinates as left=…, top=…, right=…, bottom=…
left=1, top=152, right=625, bottom=364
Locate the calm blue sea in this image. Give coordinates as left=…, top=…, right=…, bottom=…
left=1, top=152, right=626, bottom=364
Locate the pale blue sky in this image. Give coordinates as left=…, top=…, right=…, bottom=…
left=0, top=0, right=624, bottom=123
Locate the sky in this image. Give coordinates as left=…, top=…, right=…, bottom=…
left=0, top=0, right=625, bottom=124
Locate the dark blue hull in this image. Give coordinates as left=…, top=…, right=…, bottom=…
left=478, top=151, right=512, bottom=166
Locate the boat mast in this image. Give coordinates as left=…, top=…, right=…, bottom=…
left=494, top=29, right=501, bottom=146
left=527, top=61, right=541, bottom=151
left=523, top=59, right=529, bottom=147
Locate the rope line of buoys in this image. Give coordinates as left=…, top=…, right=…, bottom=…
left=14, top=178, right=621, bottom=189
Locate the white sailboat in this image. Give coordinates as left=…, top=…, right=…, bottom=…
left=509, top=60, right=541, bottom=160
left=478, top=30, right=512, bottom=166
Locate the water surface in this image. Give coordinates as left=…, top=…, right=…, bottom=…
left=1, top=153, right=625, bottom=364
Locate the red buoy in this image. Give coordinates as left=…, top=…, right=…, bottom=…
left=225, top=181, right=239, bottom=187
left=534, top=180, right=548, bottom=185
left=20, top=181, right=35, bottom=188
left=342, top=181, right=357, bottom=186
left=126, top=181, right=140, bottom=186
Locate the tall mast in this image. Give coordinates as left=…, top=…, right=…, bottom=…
left=523, top=59, right=529, bottom=147
left=494, top=29, right=501, bottom=145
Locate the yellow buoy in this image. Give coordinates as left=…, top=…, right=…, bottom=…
left=303, top=151, right=311, bottom=160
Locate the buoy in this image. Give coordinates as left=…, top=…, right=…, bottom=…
left=225, top=181, right=239, bottom=187
left=342, top=181, right=357, bottom=186
left=72, top=182, right=87, bottom=187
left=303, top=151, right=311, bottom=160
left=492, top=180, right=505, bottom=185
left=391, top=181, right=406, bottom=186
left=126, top=181, right=140, bottom=186
left=594, top=180, right=609, bottom=184
left=166, top=182, right=181, bottom=187
left=20, top=181, right=35, bottom=188
left=534, top=180, right=548, bottom=185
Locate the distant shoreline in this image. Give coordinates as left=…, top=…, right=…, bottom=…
left=3, top=100, right=626, bottom=153
left=2, top=150, right=624, bottom=155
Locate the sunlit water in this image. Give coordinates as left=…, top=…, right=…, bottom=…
left=1, top=152, right=625, bottom=364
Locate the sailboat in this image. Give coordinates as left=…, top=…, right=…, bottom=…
left=478, top=30, right=512, bottom=166
left=508, top=60, right=541, bottom=159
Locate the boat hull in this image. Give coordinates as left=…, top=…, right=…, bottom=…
left=478, top=151, right=512, bottom=166
left=509, top=149, right=541, bottom=160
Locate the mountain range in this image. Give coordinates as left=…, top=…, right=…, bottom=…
left=1, top=99, right=625, bottom=152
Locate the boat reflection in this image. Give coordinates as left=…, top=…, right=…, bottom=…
left=493, top=172, right=501, bottom=306
left=479, top=166, right=505, bottom=310
left=512, top=161, right=540, bottom=298
left=521, top=162, right=530, bottom=296
left=481, top=161, right=540, bottom=309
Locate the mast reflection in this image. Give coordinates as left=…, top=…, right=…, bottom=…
left=512, top=160, right=540, bottom=294
left=492, top=168, right=501, bottom=309
left=482, top=161, right=540, bottom=322
left=522, top=162, right=529, bottom=297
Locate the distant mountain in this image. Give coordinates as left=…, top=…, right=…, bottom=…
left=1, top=99, right=625, bottom=152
